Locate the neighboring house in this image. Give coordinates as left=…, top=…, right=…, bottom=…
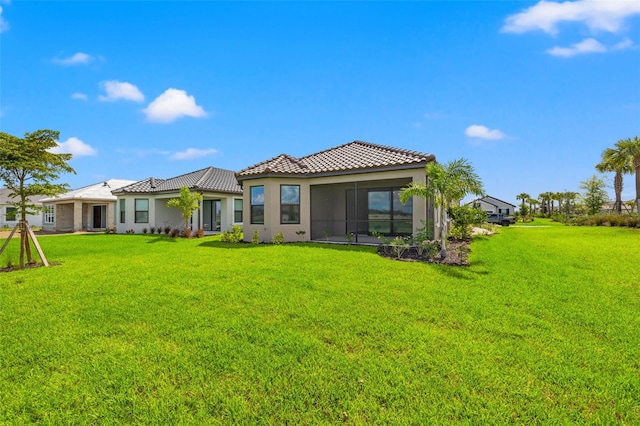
left=0, top=188, right=46, bottom=228
left=40, top=179, right=136, bottom=232
left=235, top=140, right=437, bottom=244
left=467, top=196, right=516, bottom=215
left=112, top=166, right=243, bottom=234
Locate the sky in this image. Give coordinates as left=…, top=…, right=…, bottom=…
left=1, top=0, right=639, bottom=205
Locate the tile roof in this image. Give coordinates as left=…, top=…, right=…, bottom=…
left=113, top=167, right=242, bottom=195
left=236, top=141, right=434, bottom=178
left=41, top=179, right=137, bottom=203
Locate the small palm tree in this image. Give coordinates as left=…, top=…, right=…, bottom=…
left=616, top=136, right=640, bottom=215
left=596, top=144, right=633, bottom=214
left=538, top=192, right=552, bottom=217
left=516, top=193, right=530, bottom=217
left=400, top=158, right=484, bottom=259
left=167, top=186, right=203, bottom=229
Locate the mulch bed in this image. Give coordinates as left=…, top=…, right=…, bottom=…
left=377, top=239, right=471, bottom=266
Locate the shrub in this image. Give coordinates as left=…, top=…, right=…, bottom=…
left=390, top=236, right=409, bottom=260
left=194, top=228, right=205, bottom=238
left=142, top=228, right=148, bottom=234
left=448, top=205, right=486, bottom=239
left=164, top=226, right=171, bottom=235
left=157, top=227, right=163, bottom=234
left=221, top=225, right=243, bottom=243
left=272, top=232, right=284, bottom=245
left=296, top=230, right=306, bottom=241
left=252, top=230, right=260, bottom=244
left=149, top=227, right=156, bottom=234
left=169, top=228, right=180, bottom=238
left=346, top=232, right=354, bottom=245
left=104, top=227, right=116, bottom=234
left=125, top=229, right=135, bottom=234
left=180, top=228, right=192, bottom=238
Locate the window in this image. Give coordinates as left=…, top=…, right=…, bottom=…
left=134, top=199, right=149, bottom=223
left=367, top=189, right=412, bottom=235
left=5, top=207, right=17, bottom=221
left=281, top=185, right=300, bottom=224
left=250, top=186, right=264, bottom=224
left=119, top=199, right=126, bottom=223
left=234, top=199, right=243, bottom=223
left=44, top=205, right=54, bottom=224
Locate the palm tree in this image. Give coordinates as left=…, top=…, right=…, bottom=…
left=553, top=192, right=564, bottom=215
left=562, top=191, right=579, bottom=215
left=529, top=198, right=539, bottom=215
left=516, top=193, right=530, bottom=216
left=399, top=158, right=484, bottom=259
left=596, top=144, right=633, bottom=214
left=539, top=192, right=552, bottom=216
left=616, top=136, right=640, bottom=215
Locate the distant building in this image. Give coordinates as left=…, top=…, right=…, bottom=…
left=40, top=179, right=136, bottom=232
left=0, top=188, right=46, bottom=228
left=467, top=196, right=516, bottom=215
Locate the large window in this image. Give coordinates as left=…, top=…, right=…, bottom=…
left=281, top=185, right=300, bottom=224
left=234, top=199, right=243, bottom=223
left=250, top=186, right=264, bottom=224
left=119, top=199, right=126, bottom=223
left=44, top=205, right=54, bottom=224
left=5, top=207, right=17, bottom=221
left=367, top=189, right=412, bottom=235
left=134, top=199, right=149, bottom=223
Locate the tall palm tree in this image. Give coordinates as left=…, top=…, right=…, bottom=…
left=562, top=191, right=579, bottom=215
left=616, top=136, right=640, bottom=215
left=400, top=158, right=484, bottom=259
left=516, top=193, right=530, bottom=217
left=553, top=192, right=564, bottom=215
left=529, top=198, right=539, bottom=215
left=538, top=192, right=552, bottom=216
left=596, top=144, right=633, bottom=214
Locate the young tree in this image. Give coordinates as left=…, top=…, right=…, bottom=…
left=596, top=144, right=633, bottom=214
left=580, top=175, right=609, bottom=215
left=399, top=158, right=484, bottom=259
left=0, top=130, right=75, bottom=269
left=516, top=193, right=530, bottom=218
left=167, top=186, right=203, bottom=229
left=616, top=136, right=640, bottom=215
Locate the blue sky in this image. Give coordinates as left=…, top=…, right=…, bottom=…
left=1, top=1, right=639, bottom=205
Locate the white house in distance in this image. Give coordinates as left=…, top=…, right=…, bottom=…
left=0, top=188, right=46, bottom=228
left=111, top=166, right=243, bottom=234
left=467, top=195, right=516, bottom=215
left=40, top=179, right=136, bottom=232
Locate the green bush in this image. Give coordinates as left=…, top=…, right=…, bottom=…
left=220, top=225, right=243, bottom=243
left=272, top=232, right=284, bottom=245
left=252, top=230, right=260, bottom=244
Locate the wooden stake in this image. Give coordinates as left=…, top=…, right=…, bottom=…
left=25, top=222, right=49, bottom=267
left=0, top=223, right=19, bottom=258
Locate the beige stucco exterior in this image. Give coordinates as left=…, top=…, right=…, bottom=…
left=240, top=167, right=433, bottom=243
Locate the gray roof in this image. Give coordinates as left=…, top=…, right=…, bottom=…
left=236, top=140, right=435, bottom=179
left=0, top=188, right=47, bottom=205
left=467, top=196, right=516, bottom=208
left=40, top=179, right=136, bottom=203
left=113, top=167, right=242, bottom=195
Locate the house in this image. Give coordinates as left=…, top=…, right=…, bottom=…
left=0, top=188, right=46, bottom=228
left=467, top=195, right=516, bottom=215
left=235, top=140, right=436, bottom=244
left=111, top=166, right=243, bottom=234
left=40, top=179, right=136, bottom=232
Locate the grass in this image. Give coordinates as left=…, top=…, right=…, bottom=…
left=1, top=221, right=639, bottom=424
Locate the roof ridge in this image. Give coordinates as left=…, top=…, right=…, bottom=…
left=194, top=166, right=214, bottom=188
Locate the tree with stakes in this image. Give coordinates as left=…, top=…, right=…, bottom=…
left=0, top=130, right=75, bottom=269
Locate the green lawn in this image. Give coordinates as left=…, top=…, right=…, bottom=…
left=1, top=222, right=639, bottom=424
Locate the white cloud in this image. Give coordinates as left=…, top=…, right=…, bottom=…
left=0, top=6, right=9, bottom=33
left=547, top=37, right=607, bottom=56
left=98, top=80, right=144, bottom=103
left=613, top=37, right=634, bottom=50
left=170, top=148, right=218, bottom=160
left=53, top=52, right=95, bottom=66
left=464, top=125, right=506, bottom=140
left=49, top=137, right=98, bottom=157
left=143, top=88, right=207, bottom=123
left=502, top=0, right=640, bottom=35
left=71, top=92, right=88, bottom=101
